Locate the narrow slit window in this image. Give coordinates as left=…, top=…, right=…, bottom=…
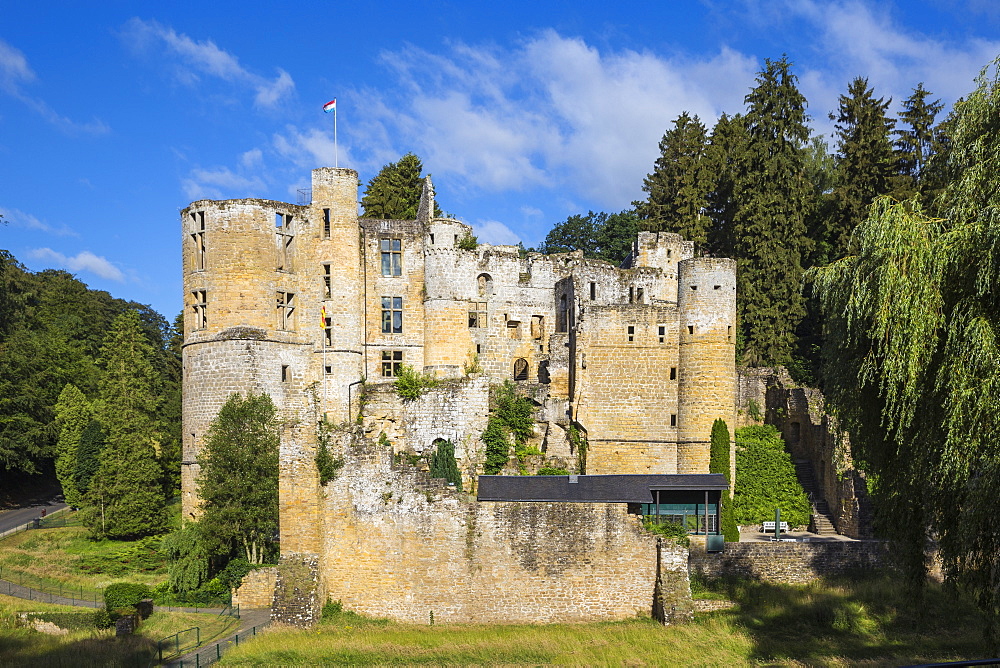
left=381, top=238, right=402, bottom=276
left=629, top=287, right=634, bottom=303
left=688, top=325, right=694, bottom=335
left=658, top=325, right=666, bottom=344
left=670, top=367, right=677, bottom=380
left=589, top=282, right=596, bottom=300
left=192, top=290, right=207, bottom=330
left=636, top=287, right=644, bottom=303
left=323, top=209, right=332, bottom=238
left=381, top=350, right=403, bottom=377
left=727, top=325, right=734, bottom=343
left=276, top=291, right=295, bottom=330
left=323, top=315, right=332, bottom=347
left=627, top=325, right=635, bottom=342
left=281, top=365, right=290, bottom=383
left=430, top=233, right=435, bottom=245
left=382, top=296, right=403, bottom=334
left=670, top=414, right=677, bottom=427
left=322, top=265, right=333, bottom=299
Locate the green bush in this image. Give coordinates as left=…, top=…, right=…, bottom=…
left=643, top=519, right=690, bottom=547
left=482, top=382, right=536, bottom=475
left=77, top=535, right=166, bottom=576
left=216, top=558, right=263, bottom=591
left=732, top=425, right=811, bottom=527
left=536, top=467, right=570, bottom=475
left=429, top=440, right=463, bottom=490
left=394, top=365, right=439, bottom=400
left=93, top=609, right=114, bottom=629
left=104, top=582, right=152, bottom=612
left=322, top=597, right=343, bottom=619
left=28, top=612, right=97, bottom=631
left=456, top=232, right=479, bottom=250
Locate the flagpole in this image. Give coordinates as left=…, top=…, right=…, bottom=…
left=334, top=105, right=339, bottom=168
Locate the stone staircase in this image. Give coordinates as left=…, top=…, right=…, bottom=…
left=794, top=460, right=838, bottom=535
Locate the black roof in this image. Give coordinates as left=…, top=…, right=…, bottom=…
left=477, top=474, right=728, bottom=503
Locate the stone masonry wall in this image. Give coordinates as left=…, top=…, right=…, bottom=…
left=232, top=567, right=278, bottom=610
left=319, top=444, right=665, bottom=624
left=689, top=541, right=889, bottom=585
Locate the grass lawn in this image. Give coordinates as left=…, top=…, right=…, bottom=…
left=0, top=593, right=240, bottom=668
left=217, top=575, right=993, bottom=666
left=0, top=503, right=179, bottom=597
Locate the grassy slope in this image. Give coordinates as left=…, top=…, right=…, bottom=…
left=218, top=576, right=990, bottom=667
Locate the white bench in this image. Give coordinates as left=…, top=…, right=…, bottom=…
left=760, top=521, right=790, bottom=533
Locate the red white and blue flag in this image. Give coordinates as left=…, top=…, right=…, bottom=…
left=323, top=98, right=337, bottom=113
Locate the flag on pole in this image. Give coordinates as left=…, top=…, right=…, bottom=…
left=323, top=99, right=337, bottom=113
left=321, top=304, right=329, bottom=325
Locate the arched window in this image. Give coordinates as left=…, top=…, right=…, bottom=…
left=477, top=273, right=493, bottom=297
left=513, top=358, right=529, bottom=381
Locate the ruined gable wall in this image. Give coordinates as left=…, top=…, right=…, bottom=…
left=319, top=448, right=661, bottom=623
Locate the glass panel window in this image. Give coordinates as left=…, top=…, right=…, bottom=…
left=381, top=350, right=403, bottom=377
left=381, top=296, right=402, bottom=334
left=381, top=238, right=402, bottom=276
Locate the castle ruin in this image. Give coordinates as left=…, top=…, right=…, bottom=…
left=181, top=166, right=737, bottom=624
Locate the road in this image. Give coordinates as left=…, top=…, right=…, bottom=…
left=0, top=500, right=68, bottom=535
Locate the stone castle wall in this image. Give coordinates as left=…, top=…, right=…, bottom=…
left=318, top=443, right=687, bottom=624
left=689, top=541, right=888, bottom=585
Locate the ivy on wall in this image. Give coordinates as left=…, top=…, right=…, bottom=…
left=732, top=424, right=811, bottom=527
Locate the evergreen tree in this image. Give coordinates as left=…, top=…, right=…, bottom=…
left=921, top=102, right=959, bottom=217
left=158, top=311, right=184, bottom=496
left=75, top=419, right=104, bottom=495
left=709, top=419, right=739, bottom=542
left=85, top=309, right=166, bottom=538
left=733, top=56, right=812, bottom=366
left=894, top=83, right=944, bottom=200
left=635, top=112, right=713, bottom=245
left=198, top=392, right=279, bottom=564
left=429, top=439, right=463, bottom=491
left=704, top=113, right=746, bottom=257
left=360, top=153, right=443, bottom=219
left=828, top=77, right=897, bottom=259
left=53, top=384, right=92, bottom=507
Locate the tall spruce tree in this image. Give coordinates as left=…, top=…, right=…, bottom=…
left=85, top=309, right=166, bottom=538
left=733, top=56, right=812, bottom=366
left=828, top=77, right=897, bottom=259
left=198, top=392, right=279, bottom=564
left=705, top=113, right=747, bottom=257
left=53, top=384, right=92, bottom=507
left=360, top=153, right=443, bottom=219
left=635, top=112, right=713, bottom=245
left=894, top=83, right=944, bottom=200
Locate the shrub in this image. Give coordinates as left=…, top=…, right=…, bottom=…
left=394, top=365, right=439, bottom=400
left=93, top=609, right=114, bottom=629
left=643, top=519, right=690, bottom=547
left=536, top=467, right=570, bottom=475
left=732, top=424, right=811, bottom=527
left=709, top=419, right=740, bottom=542
left=77, top=535, right=167, bottom=576
left=322, top=597, right=343, bottom=619
left=429, top=440, right=463, bottom=490
left=216, top=557, right=263, bottom=591
left=482, top=417, right=509, bottom=475
left=104, top=582, right=152, bottom=613
left=482, top=381, right=537, bottom=475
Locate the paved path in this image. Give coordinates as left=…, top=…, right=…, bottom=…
left=165, top=608, right=271, bottom=667
left=0, top=577, right=102, bottom=608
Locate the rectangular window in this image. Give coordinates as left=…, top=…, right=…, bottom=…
left=381, top=238, right=402, bottom=276
left=381, top=350, right=403, bottom=377
left=276, top=291, right=295, bottom=330
left=192, top=290, right=207, bottom=330
left=323, top=209, right=331, bottom=238
left=658, top=325, right=666, bottom=344
left=670, top=414, right=677, bottom=427
left=381, top=296, right=402, bottom=334
left=589, top=282, right=596, bottom=300
left=276, top=214, right=294, bottom=271
left=468, top=301, right=487, bottom=328
left=627, top=325, right=635, bottom=342
left=323, top=317, right=332, bottom=347
left=190, top=211, right=206, bottom=271
left=281, top=365, right=290, bottom=383
left=530, top=315, right=544, bottom=339
left=728, top=325, right=734, bottom=343
left=636, top=287, right=644, bottom=302
left=670, top=367, right=677, bottom=380
left=322, top=264, right=332, bottom=299
left=629, top=287, right=634, bottom=303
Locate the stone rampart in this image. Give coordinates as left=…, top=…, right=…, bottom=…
left=233, top=567, right=278, bottom=610
left=689, top=541, right=889, bottom=585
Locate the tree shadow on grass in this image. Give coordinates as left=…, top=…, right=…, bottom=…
left=0, top=629, right=156, bottom=668
left=713, top=572, right=990, bottom=666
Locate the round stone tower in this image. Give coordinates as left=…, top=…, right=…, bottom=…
left=675, top=257, right=737, bottom=475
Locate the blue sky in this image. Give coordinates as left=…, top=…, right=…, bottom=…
left=2, top=1, right=999, bottom=320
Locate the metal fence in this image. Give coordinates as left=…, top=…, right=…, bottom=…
left=164, top=622, right=267, bottom=667
left=0, top=564, right=104, bottom=606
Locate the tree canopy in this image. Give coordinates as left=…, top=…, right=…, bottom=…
left=360, top=152, right=443, bottom=219
left=538, top=210, right=638, bottom=265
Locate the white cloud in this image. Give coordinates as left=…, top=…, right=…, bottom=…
left=240, top=148, right=263, bottom=169
left=472, top=220, right=522, bottom=246
left=0, top=39, right=108, bottom=134
left=122, top=18, right=296, bottom=109
left=349, top=32, right=757, bottom=210
left=272, top=125, right=354, bottom=171
left=181, top=166, right=267, bottom=201
left=29, top=248, right=125, bottom=281
left=0, top=207, right=77, bottom=236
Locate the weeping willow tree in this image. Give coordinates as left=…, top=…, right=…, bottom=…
left=812, top=57, right=1000, bottom=646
